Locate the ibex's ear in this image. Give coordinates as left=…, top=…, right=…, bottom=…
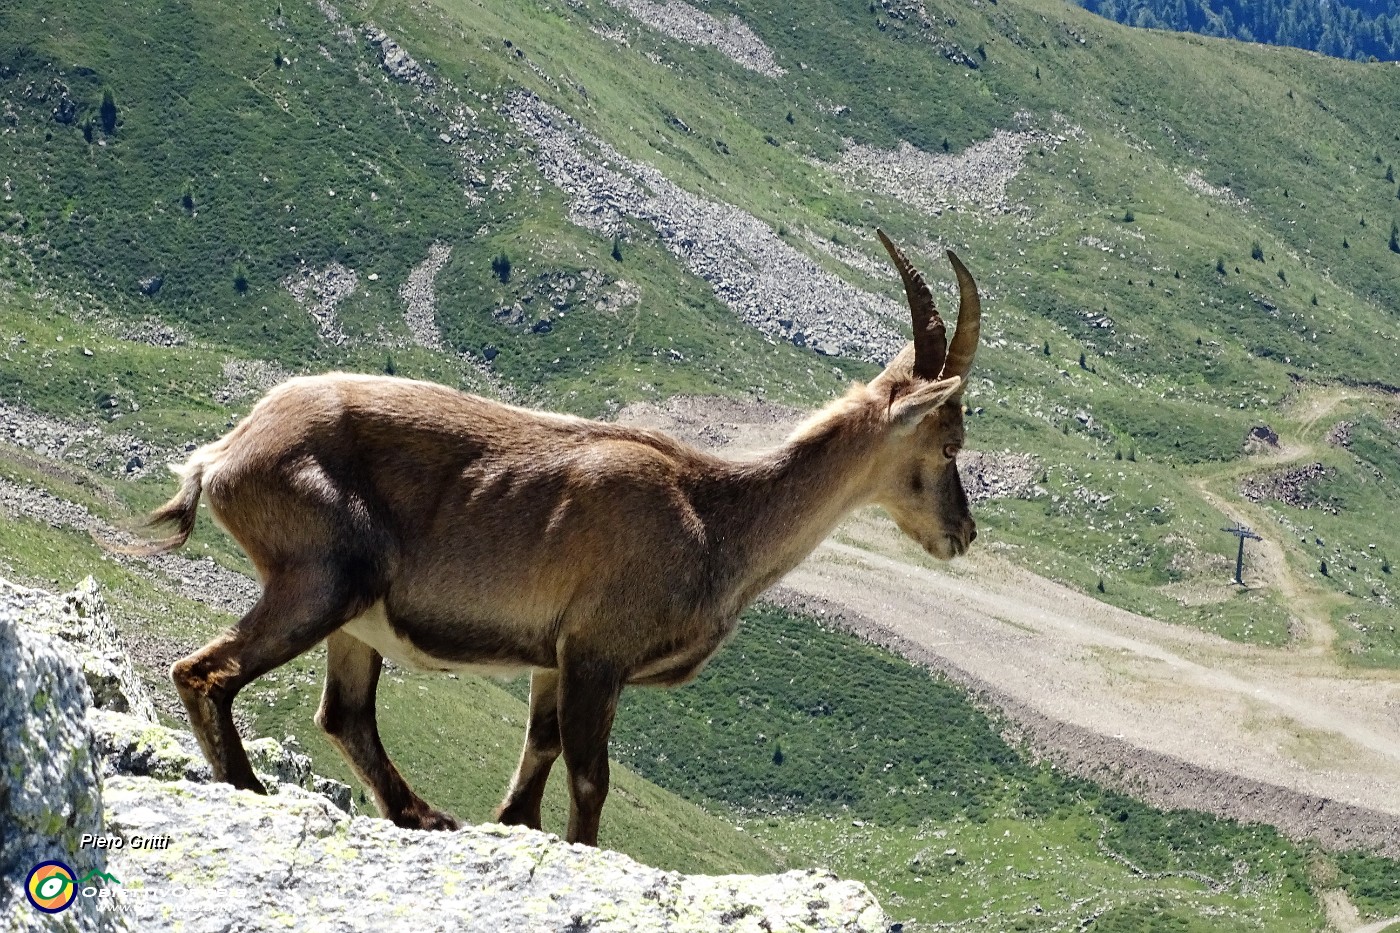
left=888, top=376, right=962, bottom=430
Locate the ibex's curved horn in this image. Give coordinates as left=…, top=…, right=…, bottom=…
left=941, top=251, right=981, bottom=381
left=876, top=229, right=946, bottom=380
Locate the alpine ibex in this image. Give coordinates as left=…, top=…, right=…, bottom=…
left=116, top=230, right=981, bottom=846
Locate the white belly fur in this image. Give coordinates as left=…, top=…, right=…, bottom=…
left=339, top=601, right=532, bottom=678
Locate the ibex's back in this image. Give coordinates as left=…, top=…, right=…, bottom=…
left=197, top=373, right=751, bottom=678
left=119, top=231, right=984, bottom=846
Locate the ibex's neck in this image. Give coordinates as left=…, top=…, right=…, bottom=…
left=701, top=389, right=885, bottom=611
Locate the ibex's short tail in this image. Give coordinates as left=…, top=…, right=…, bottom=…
left=99, top=461, right=206, bottom=557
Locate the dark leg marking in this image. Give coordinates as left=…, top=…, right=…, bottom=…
left=316, top=630, right=461, bottom=831
left=556, top=646, right=623, bottom=847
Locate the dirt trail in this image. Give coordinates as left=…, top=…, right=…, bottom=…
left=1187, top=385, right=1368, bottom=652
left=618, top=396, right=1400, bottom=860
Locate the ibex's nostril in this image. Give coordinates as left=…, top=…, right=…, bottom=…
left=968, top=527, right=978, bottom=544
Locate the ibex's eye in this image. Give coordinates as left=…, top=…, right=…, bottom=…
left=911, top=472, right=924, bottom=494
left=943, top=444, right=960, bottom=460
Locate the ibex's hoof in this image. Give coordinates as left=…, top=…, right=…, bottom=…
left=420, top=810, right=463, bottom=831
left=395, top=806, right=462, bottom=831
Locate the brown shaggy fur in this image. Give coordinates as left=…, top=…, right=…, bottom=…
left=109, top=241, right=982, bottom=846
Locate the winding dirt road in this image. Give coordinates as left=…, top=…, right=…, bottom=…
left=618, top=396, right=1400, bottom=865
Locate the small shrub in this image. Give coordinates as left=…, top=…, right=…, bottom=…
left=611, top=234, right=623, bottom=262
left=1389, top=221, right=1399, bottom=254
left=384, top=353, right=397, bottom=375
left=1320, top=559, right=1329, bottom=576
left=1250, top=241, right=1264, bottom=261
left=1042, top=340, right=1050, bottom=356
left=1277, top=268, right=1287, bottom=284
left=1123, top=209, right=1134, bottom=222
left=1096, top=577, right=1106, bottom=593
left=772, top=743, right=784, bottom=766
left=1078, top=351, right=1087, bottom=369
left=100, top=87, right=117, bottom=135
left=491, top=252, right=512, bottom=283
left=233, top=265, right=249, bottom=294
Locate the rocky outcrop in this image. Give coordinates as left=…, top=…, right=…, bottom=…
left=1243, top=423, right=1280, bottom=453
left=0, top=585, right=122, bottom=932
left=3, top=577, right=157, bottom=723
left=506, top=92, right=905, bottom=362
left=1239, top=462, right=1337, bottom=513
left=365, top=24, right=435, bottom=90
left=106, top=778, right=884, bottom=933
left=1325, top=420, right=1353, bottom=448
left=602, top=0, right=787, bottom=77
left=1, top=579, right=888, bottom=932
left=282, top=261, right=358, bottom=344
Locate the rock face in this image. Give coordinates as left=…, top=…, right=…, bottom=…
left=106, top=778, right=885, bottom=933
left=0, top=587, right=125, bottom=933
left=1, top=579, right=888, bottom=932
left=4, top=576, right=158, bottom=723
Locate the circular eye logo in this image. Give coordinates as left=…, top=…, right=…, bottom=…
left=25, top=861, right=77, bottom=913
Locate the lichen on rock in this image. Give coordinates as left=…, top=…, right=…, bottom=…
left=105, top=777, right=887, bottom=933
left=3, top=576, right=158, bottom=723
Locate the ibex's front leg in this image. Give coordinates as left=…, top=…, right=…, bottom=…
left=558, top=647, right=623, bottom=846
left=496, top=668, right=562, bottom=830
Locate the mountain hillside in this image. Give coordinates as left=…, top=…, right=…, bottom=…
left=2, top=0, right=1400, bottom=927
left=3, top=0, right=1398, bottom=659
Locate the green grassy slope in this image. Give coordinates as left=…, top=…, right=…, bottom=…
left=2, top=0, right=1397, bottom=655
left=606, top=604, right=1400, bottom=929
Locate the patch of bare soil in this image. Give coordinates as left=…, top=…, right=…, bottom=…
left=618, top=396, right=1400, bottom=858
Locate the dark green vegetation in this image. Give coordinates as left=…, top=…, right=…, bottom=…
left=1076, top=0, right=1400, bottom=62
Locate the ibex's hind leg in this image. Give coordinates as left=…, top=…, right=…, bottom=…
left=316, top=631, right=461, bottom=831
left=173, top=564, right=365, bottom=792
left=496, top=668, right=562, bottom=831
left=557, top=648, right=623, bottom=846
